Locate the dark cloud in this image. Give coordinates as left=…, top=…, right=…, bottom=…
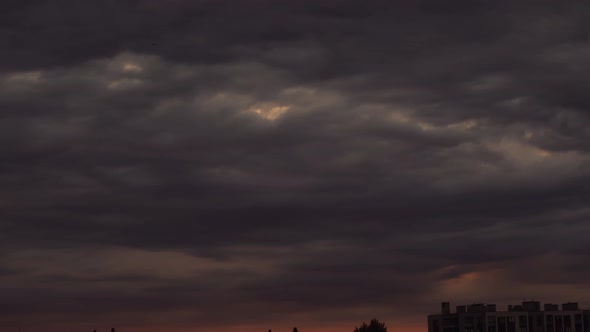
left=1, top=0, right=590, bottom=331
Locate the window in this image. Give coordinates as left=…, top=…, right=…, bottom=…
left=556, top=316, right=564, bottom=332
left=508, top=317, right=516, bottom=332
left=574, top=314, right=583, bottom=332
left=433, top=319, right=440, bottom=332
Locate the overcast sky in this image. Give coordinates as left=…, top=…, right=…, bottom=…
left=1, top=1, right=590, bottom=332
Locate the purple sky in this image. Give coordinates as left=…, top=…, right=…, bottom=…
left=1, top=1, right=590, bottom=331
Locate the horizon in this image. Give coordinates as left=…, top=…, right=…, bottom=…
left=10, top=300, right=590, bottom=332
left=2, top=1, right=590, bottom=331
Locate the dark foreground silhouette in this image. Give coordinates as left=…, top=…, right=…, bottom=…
left=354, top=319, right=388, bottom=332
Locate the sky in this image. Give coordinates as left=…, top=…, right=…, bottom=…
left=1, top=0, right=590, bottom=331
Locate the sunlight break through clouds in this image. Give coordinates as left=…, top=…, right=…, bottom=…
left=249, top=105, right=291, bottom=120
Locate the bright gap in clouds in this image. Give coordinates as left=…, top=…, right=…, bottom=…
left=249, top=105, right=291, bottom=120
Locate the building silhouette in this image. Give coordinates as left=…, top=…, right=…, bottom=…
left=428, top=301, right=590, bottom=332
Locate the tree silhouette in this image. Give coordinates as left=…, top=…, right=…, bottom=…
left=293, top=328, right=299, bottom=332
left=354, top=319, right=387, bottom=332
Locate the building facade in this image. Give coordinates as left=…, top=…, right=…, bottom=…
left=428, top=302, right=590, bottom=332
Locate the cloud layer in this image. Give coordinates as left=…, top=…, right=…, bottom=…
left=1, top=1, right=590, bottom=331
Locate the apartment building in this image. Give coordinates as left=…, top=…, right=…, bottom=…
left=428, top=301, right=590, bottom=332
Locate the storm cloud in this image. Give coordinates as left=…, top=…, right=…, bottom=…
left=1, top=1, right=590, bottom=331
